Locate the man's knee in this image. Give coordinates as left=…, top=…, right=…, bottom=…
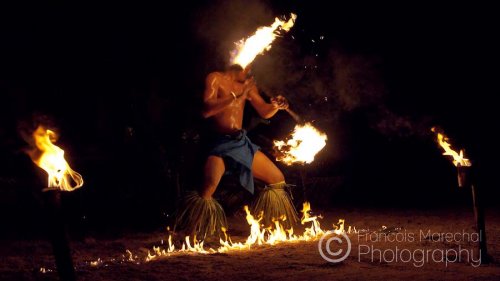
left=203, top=176, right=220, bottom=190
left=201, top=177, right=220, bottom=198
left=268, top=169, right=285, bottom=184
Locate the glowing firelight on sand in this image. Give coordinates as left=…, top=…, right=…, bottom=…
left=27, top=126, right=84, bottom=191
left=432, top=127, right=471, bottom=167
left=74, top=203, right=354, bottom=266
left=274, top=123, right=328, bottom=165
left=231, top=13, right=297, bottom=69
left=144, top=202, right=354, bottom=261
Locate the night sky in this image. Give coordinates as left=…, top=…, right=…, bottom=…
left=0, top=1, right=498, bottom=237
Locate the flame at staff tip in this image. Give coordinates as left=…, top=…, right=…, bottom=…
left=431, top=127, right=471, bottom=167
left=230, top=13, right=297, bottom=69
left=28, top=126, right=84, bottom=191
left=274, top=123, right=327, bottom=165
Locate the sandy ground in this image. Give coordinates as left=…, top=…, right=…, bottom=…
left=1, top=207, right=500, bottom=281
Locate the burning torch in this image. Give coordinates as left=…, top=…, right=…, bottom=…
left=432, top=127, right=490, bottom=263
left=20, top=116, right=83, bottom=281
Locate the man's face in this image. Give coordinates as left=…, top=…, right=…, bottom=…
left=235, top=70, right=247, bottom=83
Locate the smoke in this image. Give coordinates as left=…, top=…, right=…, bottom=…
left=17, top=113, right=58, bottom=150
left=192, top=0, right=275, bottom=70
left=192, top=1, right=429, bottom=137
left=330, top=51, right=384, bottom=110
left=256, top=42, right=433, bottom=137
left=329, top=49, right=422, bottom=137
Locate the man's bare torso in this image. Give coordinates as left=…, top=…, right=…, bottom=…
left=210, top=72, right=248, bottom=134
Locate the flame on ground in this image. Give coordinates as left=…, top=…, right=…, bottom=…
left=27, top=126, right=84, bottom=191
left=45, top=204, right=359, bottom=269
left=90, top=258, right=102, bottom=267
left=432, top=127, right=471, bottom=167
left=144, top=202, right=354, bottom=262
left=231, top=13, right=297, bottom=69
left=274, top=123, right=327, bottom=165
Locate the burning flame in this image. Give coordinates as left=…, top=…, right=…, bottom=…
left=231, top=13, right=297, bottom=69
left=28, top=126, right=84, bottom=191
left=300, top=202, right=324, bottom=238
left=68, top=202, right=355, bottom=267
left=274, top=123, right=327, bottom=165
left=90, top=258, right=102, bottom=267
left=143, top=202, right=354, bottom=261
left=432, top=127, right=471, bottom=167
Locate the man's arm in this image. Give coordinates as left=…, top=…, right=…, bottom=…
left=248, top=86, right=288, bottom=119
left=201, top=73, right=236, bottom=118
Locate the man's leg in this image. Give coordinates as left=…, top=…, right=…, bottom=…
left=251, top=151, right=297, bottom=227
left=201, top=155, right=226, bottom=198
left=252, top=151, right=285, bottom=184
left=175, top=155, right=227, bottom=237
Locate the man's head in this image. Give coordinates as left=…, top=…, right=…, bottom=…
left=226, top=64, right=249, bottom=82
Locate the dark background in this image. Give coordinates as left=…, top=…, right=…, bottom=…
left=0, top=1, right=498, bottom=238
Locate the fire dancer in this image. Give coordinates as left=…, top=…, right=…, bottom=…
left=175, top=64, right=298, bottom=237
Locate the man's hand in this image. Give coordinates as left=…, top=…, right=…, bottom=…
left=239, top=77, right=256, bottom=99
left=271, top=95, right=289, bottom=110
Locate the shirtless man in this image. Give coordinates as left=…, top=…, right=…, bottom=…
left=176, top=64, right=298, bottom=237
left=201, top=64, right=289, bottom=198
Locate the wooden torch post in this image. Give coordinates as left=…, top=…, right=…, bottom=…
left=42, top=190, right=77, bottom=281
left=457, top=165, right=490, bottom=264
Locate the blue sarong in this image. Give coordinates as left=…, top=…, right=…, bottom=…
left=208, top=130, right=260, bottom=194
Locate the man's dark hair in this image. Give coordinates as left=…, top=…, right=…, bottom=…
left=226, top=64, right=243, bottom=72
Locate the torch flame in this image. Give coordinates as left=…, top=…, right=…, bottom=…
left=28, top=126, right=84, bottom=191
left=231, top=13, right=297, bottom=69
left=274, top=123, right=327, bottom=165
left=432, top=127, right=471, bottom=167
